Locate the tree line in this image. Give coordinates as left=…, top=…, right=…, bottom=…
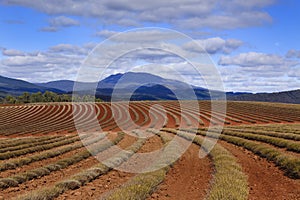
left=0, top=91, right=102, bottom=104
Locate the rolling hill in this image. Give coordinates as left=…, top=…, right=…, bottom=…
left=227, top=89, right=300, bottom=104
left=0, top=75, right=64, bottom=97
left=0, top=73, right=299, bottom=103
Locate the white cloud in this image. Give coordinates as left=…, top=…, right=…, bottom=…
left=49, top=16, right=79, bottom=27
left=99, top=29, right=180, bottom=43
left=219, top=52, right=292, bottom=67
left=286, top=49, right=300, bottom=58
left=40, top=16, right=79, bottom=32
left=2, top=49, right=25, bottom=56
left=1, top=0, right=275, bottom=29
left=177, top=11, right=272, bottom=30
left=95, top=30, right=119, bottom=38
left=217, top=50, right=300, bottom=92
left=288, top=67, right=300, bottom=80
left=49, top=44, right=90, bottom=55
left=0, top=44, right=91, bottom=82
left=183, top=37, right=243, bottom=54
left=219, top=66, right=300, bottom=92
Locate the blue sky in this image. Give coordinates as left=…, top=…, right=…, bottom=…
left=0, top=0, right=299, bottom=92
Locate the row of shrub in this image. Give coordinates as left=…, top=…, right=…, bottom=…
left=163, top=128, right=249, bottom=200
left=0, top=134, right=101, bottom=172
left=0, top=133, right=122, bottom=189
left=184, top=128, right=300, bottom=179
left=0, top=135, right=78, bottom=160
left=17, top=132, right=148, bottom=200
left=0, top=135, right=65, bottom=153
left=0, top=135, right=57, bottom=150
left=225, top=127, right=300, bottom=141
left=102, top=130, right=175, bottom=199
left=101, top=129, right=248, bottom=200
left=211, top=129, right=300, bottom=153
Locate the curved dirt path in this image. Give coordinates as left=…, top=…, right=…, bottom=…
left=56, top=134, right=164, bottom=200
left=219, top=140, right=300, bottom=200
left=2, top=133, right=118, bottom=199
left=148, top=143, right=212, bottom=200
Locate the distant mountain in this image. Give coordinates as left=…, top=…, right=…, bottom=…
left=36, top=80, right=96, bottom=93
left=36, top=72, right=191, bottom=93
left=1, top=73, right=299, bottom=104
left=98, top=72, right=191, bottom=90
left=0, top=76, right=64, bottom=97
left=94, top=72, right=205, bottom=101
left=227, top=89, right=300, bottom=104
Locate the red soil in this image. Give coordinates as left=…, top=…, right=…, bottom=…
left=56, top=134, right=164, bottom=199
left=0, top=101, right=299, bottom=137
left=0, top=102, right=300, bottom=199
left=148, top=143, right=212, bottom=200
left=219, top=140, right=300, bottom=200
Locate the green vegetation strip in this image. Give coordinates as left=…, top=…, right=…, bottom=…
left=238, top=124, right=300, bottom=135
left=0, top=133, right=122, bottom=189
left=0, top=136, right=58, bottom=150
left=102, top=129, right=248, bottom=200
left=0, top=135, right=66, bottom=153
left=17, top=133, right=147, bottom=200
left=163, top=129, right=249, bottom=200
left=216, top=129, right=300, bottom=153
left=101, top=131, right=175, bottom=200
left=225, top=127, right=300, bottom=141
left=0, top=135, right=79, bottom=160
left=0, top=134, right=99, bottom=172
left=183, top=128, right=300, bottom=179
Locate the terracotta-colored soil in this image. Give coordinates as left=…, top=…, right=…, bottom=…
left=138, top=134, right=164, bottom=153
left=0, top=144, right=86, bottom=178
left=1, top=133, right=119, bottom=199
left=55, top=133, right=139, bottom=200
left=56, top=134, right=164, bottom=199
left=1, top=102, right=300, bottom=200
left=148, top=143, right=212, bottom=200
left=219, top=140, right=300, bottom=200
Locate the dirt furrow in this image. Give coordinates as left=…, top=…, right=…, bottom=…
left=148, top=143, right=212, bottom=200
left=1, top=133, right=118, bottom=199
left=57, top=134, right=164, bottom=200
left=219, top=140, right=300, bottom=200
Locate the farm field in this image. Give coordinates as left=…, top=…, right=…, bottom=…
left=0, top=101, right=299, bottom=200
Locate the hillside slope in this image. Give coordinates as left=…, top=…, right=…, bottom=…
left=227, top=89, right=300, bottom=104
left=0, top=76, right=64, bottom=96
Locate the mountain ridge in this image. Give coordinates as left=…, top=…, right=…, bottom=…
left=1, top=73, right=299, bottom=104
left=0, top=75, right=64, bottom=96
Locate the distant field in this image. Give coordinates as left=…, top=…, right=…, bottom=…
left=0, top=101, right=299, bottom=200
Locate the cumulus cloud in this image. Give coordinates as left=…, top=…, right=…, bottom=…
left=183, top=37, right=243, bottom=54
left=218, top=65, right=300, bottom=92
left=0, top=43, right=93, bottom=82
left=2, top=49, right=26, bottom=56
left=177, top=11, right=272, bottom=30
left=49, top=44, right=92, bottom=55
left=97, top=29, right=180, bottom=43
left=288, top=67, right=300, bottom=79
left=218, top=52, right=294, bottom=67
left=1, top=0, right=275, bottom=29
left=40, top=16, right=79, bottom=32
left=217, top=51, right=300, bottom=92
left=286, top=49, right=300, bottom=58
left=49, top=16, right=79, bottom=27
left=95, top=30, right=119, bottom=38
